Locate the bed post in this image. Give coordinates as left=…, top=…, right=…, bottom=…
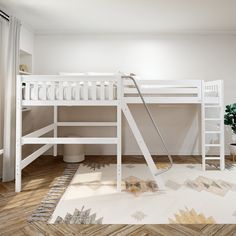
left=15, top=75, right=22, bottom=192
left=117, top=74, right=122, bottom=192
left=219, top=80, right=225, bottom=171
left=53, top=106, right=58, bottom=157
left=201, top=80, right=206, bottom=171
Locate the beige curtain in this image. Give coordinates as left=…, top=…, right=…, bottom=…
left=2, top=16, right=21, bottom=182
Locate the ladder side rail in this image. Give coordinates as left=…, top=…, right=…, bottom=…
left=122, top=102, right=165, bottom=190
left=203, top=80, right=225, bottom=170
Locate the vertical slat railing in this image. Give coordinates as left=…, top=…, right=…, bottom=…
left=59, top=82, right=63, bottom=101
left=42, top=82, right=47, bottom=100
left=84, top=82, right=88, bottom=100
left=92, top=81, right=96, bottom=100
left=108, top=81, right=114, bottom=100
left=51, top=83, right=55, bottom=100
left=75, top=82, right=80, bottom=100
left=34, top=82, right=38, bottom=100
left=101, top=81, right=105, bottom=100
left=25, top=82, right=30, bottom=101
left=67, top=82, right=72, bottom=100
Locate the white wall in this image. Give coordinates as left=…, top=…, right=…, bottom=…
left=34, top=34, right=236, bottom=155
left=20, top=26, right=34, bottom=55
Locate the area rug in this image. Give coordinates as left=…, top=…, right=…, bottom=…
left=29, top=164, right=79, bottom=222
left=30, top=163, right=236, bottom=224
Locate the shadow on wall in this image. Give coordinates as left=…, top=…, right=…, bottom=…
left=123, top=104, right=201, bottom=155
left=23, top=105, right=202, bottom=156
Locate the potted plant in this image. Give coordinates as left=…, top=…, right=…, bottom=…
left=224, top=103, right=236, bottom=156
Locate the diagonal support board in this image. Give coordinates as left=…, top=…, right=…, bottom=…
left=122, top=102, right=165, bottom=190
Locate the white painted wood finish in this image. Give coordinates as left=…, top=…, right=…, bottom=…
left=53, top=106, right=57, bottom=157
left=23, top=124, right=54, bottom=138
left=201, top=82, right=206, bottom=171
left=122, top=102, right=165, bottom=190
left=22, top=100, right=118, bottom=106
left=15, top=76, right=23, bottom=192
left=116, top=74, right=122, bottom=192
left=21, top=76, right=221, bottom=105
left=22, top=137, right=118, bottom=145
left=57, top=122, right=117, bottom=127
left=219, top=81, right=225, bottom=170
left=15, top=74, right=225, bottom=192
left=16, top=74, right=121, bottom=192
left=21, top=144, right=53, bottom=169
left=202, top=80, right=225, bottom=170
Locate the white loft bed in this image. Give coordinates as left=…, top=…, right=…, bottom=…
left=15, top=73, right=225, bottom=192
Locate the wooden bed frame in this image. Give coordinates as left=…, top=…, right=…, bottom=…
left=15, top=73, right=225, bottom=192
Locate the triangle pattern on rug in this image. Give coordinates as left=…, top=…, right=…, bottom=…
left=54, top=206, right=103, bottom=224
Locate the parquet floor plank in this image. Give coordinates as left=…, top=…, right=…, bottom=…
left=208, top=224, right=236, bottom=236
left=0, top=155, right=234, bottom=235
left=21, top=224, right=45, bottom=236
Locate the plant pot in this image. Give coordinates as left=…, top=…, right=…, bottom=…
left=229, top=143, right=236, bottom=155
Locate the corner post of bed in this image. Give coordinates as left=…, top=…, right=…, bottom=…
left=219, top=80, right=225, bottom=171
left=116, top=74, right=122, bottom=192
left=201, top=80, right=206, bottom=171
left=53, top=106, right=58, bottom=157
left=15, top=75, right=22, bottom=192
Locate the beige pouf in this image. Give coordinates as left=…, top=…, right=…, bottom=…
left=63, top=137, right=85, bottom=163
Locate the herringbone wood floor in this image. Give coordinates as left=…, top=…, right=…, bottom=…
left=0, top=155, right=235, bottom=236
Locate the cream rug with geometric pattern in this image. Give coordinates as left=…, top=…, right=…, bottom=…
left=48, top=164, right=236, bottom=224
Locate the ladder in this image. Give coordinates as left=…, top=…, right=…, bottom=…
left=202, top=81, right=225, bottom=170
left=120, top=75, right=173, bottom=191
left=122, top=102, right=166, bottom=190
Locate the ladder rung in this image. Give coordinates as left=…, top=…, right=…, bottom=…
left=205, top=144, right=221, bottom=147
left=205, top=131, right=221, bottom=134
left=205, top=105, right=220, bottom=108
left=205, top=118, right=221, bottom=121
left=204, top=156, right=221, bottom=160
